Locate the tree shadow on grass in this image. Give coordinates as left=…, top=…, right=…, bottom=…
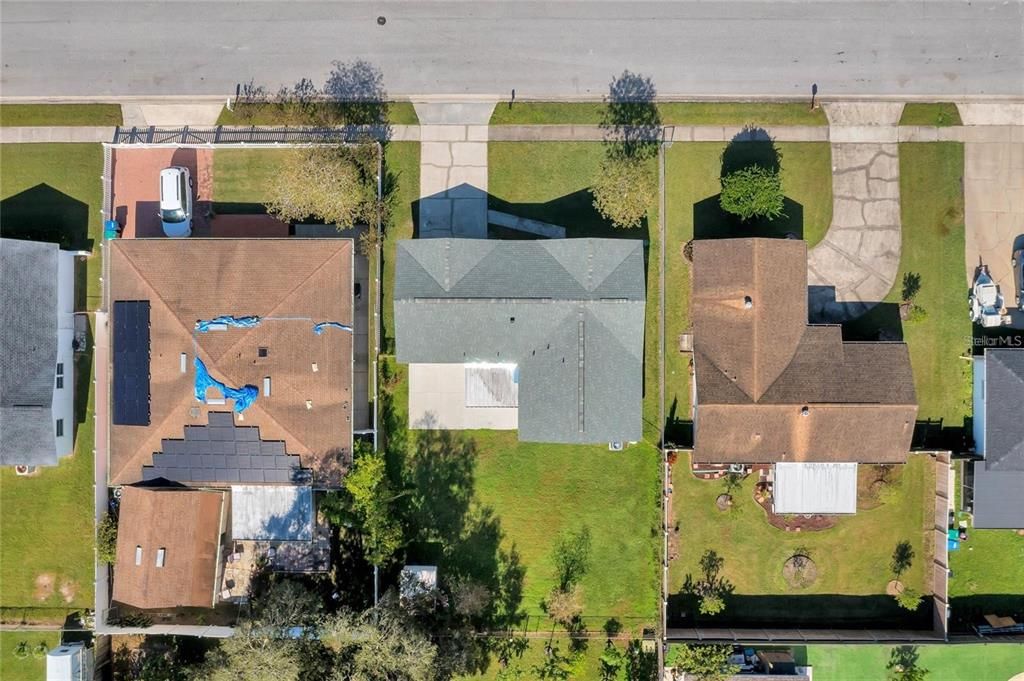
left=402, top=428, right=526, bottom=632
left=693, top=131, right=804, bottom=240
left=487, top=188, right=648, bottom=241
left=666, top=593, right=933, bottom=630
left=601, top=70, right=661, bottom=162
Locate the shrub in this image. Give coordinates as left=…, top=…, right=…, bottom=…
left=719, top=166, right=784, bottom=221
left=895, top=587, right=923, bottom=611
left=592, top=156, right=655, bottom=229
left=97, top=512, right=118, bottom=565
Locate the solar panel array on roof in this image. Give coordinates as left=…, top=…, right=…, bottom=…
left=112, top=301, right=151, bottom=426
left=142, top=411, right=304, bottom=484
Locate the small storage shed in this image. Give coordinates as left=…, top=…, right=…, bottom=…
left=46, top=642, right=93, bottom=681
left=773, top=462, right=858, bottom=515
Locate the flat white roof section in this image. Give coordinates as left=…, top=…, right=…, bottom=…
left=773, top=462, right=858, bottom=515
left=465, top=364, right=518, bottom=408
left=231, top=485, right=313, bottom=541
left=408, top=363, right=518, bottom=431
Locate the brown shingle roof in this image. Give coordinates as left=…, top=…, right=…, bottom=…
left=113, top=486, right=225, bottom=610
left=691, top=238, right=917, bottom=464
left=109, top=239, right=353, bottom=485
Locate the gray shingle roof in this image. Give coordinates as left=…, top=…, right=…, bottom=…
left=394, top=238, right=645, bottom=444
left=0, top=239, right=59, bottom=466
left=973, top=349, right=1024, bottom=529
left=982, top=349, right=1024, bottom=471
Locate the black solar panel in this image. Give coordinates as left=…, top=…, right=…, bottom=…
left=112, top=300, right=151, bottom=426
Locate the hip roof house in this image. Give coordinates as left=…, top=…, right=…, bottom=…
left=394, top=238, right=646, bottom=445
left=691, top=238, right=918, bottom=466
left=0, top=238, right=76, bottom=468
left=690, top=239, right=918, bottom=514
left=107, top=239, right=354, bottom=487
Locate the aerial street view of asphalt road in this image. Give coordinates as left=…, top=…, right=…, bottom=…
left=0, top=2, right=1022, bottom=681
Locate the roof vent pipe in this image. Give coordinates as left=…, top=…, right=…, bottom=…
left=743, top=296, right=753, bottom=309
left=801, top=406, right=809, bottom=417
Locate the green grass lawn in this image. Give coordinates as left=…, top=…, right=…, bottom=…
left=487, top=142, right=662, bottom=442
left=490, top=102, right=827, bottom=126
left=948, top=500, right=1024, bottom=629
left=381, top=142, right=421, bottom=354
left=899, top=103, right=963, bottom=127
left=469, top=433, right=661, bottom=629
left=0, top=357, right=96, bottom=621
left=844, top=143, right=972, bottom=430
left=382, top=367, right=660, bottom=633
left=210, top=148, right=287, bottom=213
left=216, top=101, right=419, bottom=126
left=668, top=454, right=935, bottom=627
left=662, top=142, right=833, bottom=442
left=0, top=144, right=104, bottom=310
left=804, top=643, right=1024, bottom=681
left=0, top=631, right=61, bottom=681
left=0, top=104, right=122, bottom=127
left=457, top=639, right=653, bottom=680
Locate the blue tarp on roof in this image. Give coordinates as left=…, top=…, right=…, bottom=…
left=313, top=321, right=353, bottom=335
left=194, top=357, right=258, bottom=413
left=195, top=315, right=261, bottom=333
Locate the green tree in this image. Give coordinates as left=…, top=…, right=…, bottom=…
left=320, top=607, right=437, bottom=681
left=698, top=592, right=726, bottom=616
left=719, top=165, right=785, bottom=221
left=97, top=512, right=118, bottom=565
left=251, top=578, right=323, bottom=630
left=895, top=587, right=923, bottom=611
left=196, top=627, right=301, bottom=681
left=265, top=145, right=378, bottom=228
left=592, top=155, right=655, bottom=229
left=338, top=447, right=406, bottom=567
left=887, top=646, right=929, bottom=681
left=669, top=644, right=739, bottom=681
left=683, top=549, right=734, bottom=617
left=553, top=525, right=592, bottom=590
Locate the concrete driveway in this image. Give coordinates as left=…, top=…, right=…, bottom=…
left=964, top=126, right=1024, bottom=326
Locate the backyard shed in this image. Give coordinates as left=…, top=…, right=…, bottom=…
left=46, top=642, right=93, bottom=681
left=231, top=485, right=314, bottom=542
left=773, top=462, right=858, bottom=515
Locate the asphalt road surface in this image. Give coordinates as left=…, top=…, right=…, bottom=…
left=1, top=1, right=1022, bottom=99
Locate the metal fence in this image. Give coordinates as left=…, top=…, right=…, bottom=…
left=111, top=125, right=390, bottom=145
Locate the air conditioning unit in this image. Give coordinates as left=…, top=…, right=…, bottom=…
left=728, top=463, right=745, bottom=474
left=608, top=441, right=623, bottom=451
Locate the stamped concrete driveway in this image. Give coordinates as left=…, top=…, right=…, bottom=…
left=807, top=103, right=903, bottom=322
left=963, top=126, right=1024, bottom=326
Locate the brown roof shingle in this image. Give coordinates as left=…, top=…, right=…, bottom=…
left=113, top=486, right=225, bottom=610
left=109, top=239, right=353, bottom=485
left=691, top=238, right=917, bottom=464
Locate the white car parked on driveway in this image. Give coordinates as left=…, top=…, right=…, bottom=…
left=159, top=166, right=192, bottom=237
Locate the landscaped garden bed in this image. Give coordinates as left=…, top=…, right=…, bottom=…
left=668, top=453, right=936, bottom=628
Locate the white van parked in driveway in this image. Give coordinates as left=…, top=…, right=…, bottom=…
left=159, top=166, right=192, bottom=237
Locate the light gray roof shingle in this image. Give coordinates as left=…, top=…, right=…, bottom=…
left=394, top=238, right=645, bottom=444
left=0, top=238, right=59, bottom=466
left=982, top=349, right=1024, bottom=471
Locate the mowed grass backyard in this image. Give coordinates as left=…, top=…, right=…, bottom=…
left=668, top=454, right=935, bottom=627
left=487, top=142, right=661, bottom=443
left=662, top=142, right=833, bottom=443
left=949, top=463, right=1024, bottom=629
left=844, top=143, right=972, bottom=429
left=803, top=643, right=1024, bottom=681
left=0, top=144, right=100, bottom=623
left=0, top=631, right=61, bottom=681
left=381, top=367, right=661, bottom=633
left=490, top=102, right=827, bottom=126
